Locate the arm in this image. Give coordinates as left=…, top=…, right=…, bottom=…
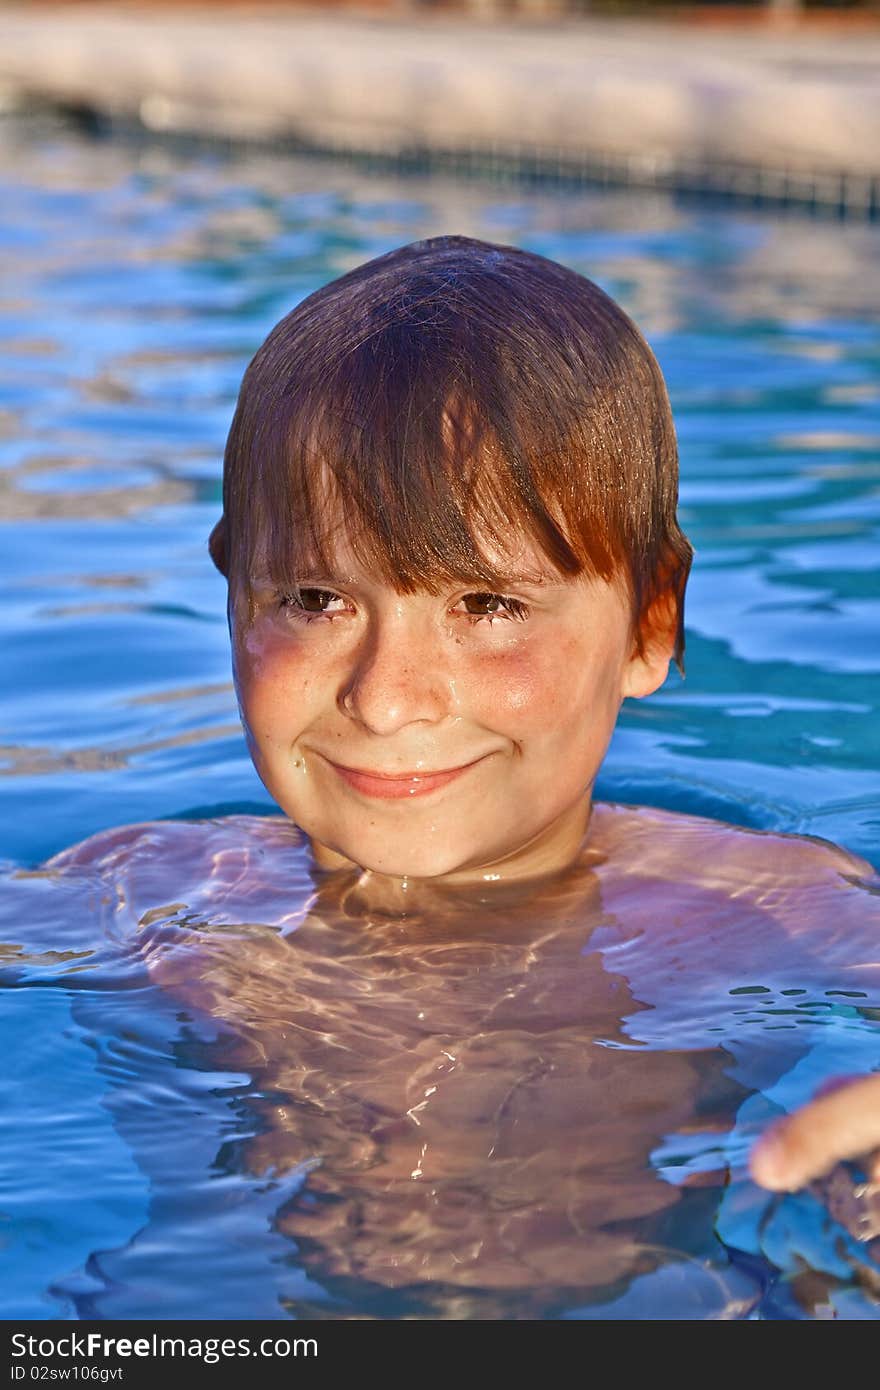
left=734, top=832, right=880, bottom=1194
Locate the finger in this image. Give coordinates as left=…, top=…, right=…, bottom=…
left=749, top=1074, right=880, bottom=1192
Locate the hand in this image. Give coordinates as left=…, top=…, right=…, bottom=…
left=749, top=1074, right=880, bottom=1192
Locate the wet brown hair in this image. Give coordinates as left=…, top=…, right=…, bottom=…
left=209, top=234, right=693, bottom=672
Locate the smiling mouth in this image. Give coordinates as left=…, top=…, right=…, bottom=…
left=322, top=755, right=488, bottom=800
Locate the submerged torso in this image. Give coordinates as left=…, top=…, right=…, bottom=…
left=4, top=802, right=879, bottom=1317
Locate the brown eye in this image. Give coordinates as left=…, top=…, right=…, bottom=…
left=460, top=593, right=529, bottom=623
left=297, top=588, right=336, bottom=613
left=464, top=593, right=503, bottom=615
left=276, top=588, right=346, bottom=621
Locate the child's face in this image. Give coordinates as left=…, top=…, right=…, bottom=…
left=229, top=522, right=672, bottom=885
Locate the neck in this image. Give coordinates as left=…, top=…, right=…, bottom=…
left=308, top=795, right=603, bottom=917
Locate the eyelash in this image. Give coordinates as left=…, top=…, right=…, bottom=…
left=275, top=588, right=530, bottom=627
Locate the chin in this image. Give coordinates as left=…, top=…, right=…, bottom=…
left=363, top=852, right=465, bottom=882
left=329, top=836, right=470, bottom=882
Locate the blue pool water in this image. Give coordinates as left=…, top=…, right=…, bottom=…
left=1, top=111, right=879, bottom=1320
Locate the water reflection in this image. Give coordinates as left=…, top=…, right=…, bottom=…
left=36, top=811, right=749, bottom=1316
left=1, top=804, right=876, bottom=1317
left=1, top=113, right=879, bottom=1316
left=0, top=474, right=193, bottom=520
left=0, top=721, right=241, bottom=777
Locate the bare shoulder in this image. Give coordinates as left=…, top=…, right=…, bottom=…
left=33, top=813, right=314, bottom=938
left=590, top=800, right=878, bottom=889
left=588, top=801, right=879, bottom=975
left=43, top=813, right=302, bottom=875
left=42, top=819, right=179, bottom=871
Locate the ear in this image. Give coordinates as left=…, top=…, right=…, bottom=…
left=208, top=515, right=229, bottom=577
left=620, top=589, right=679, bottom=700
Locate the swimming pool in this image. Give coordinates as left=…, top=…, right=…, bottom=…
left=1, top=110, right=879, bottom=1320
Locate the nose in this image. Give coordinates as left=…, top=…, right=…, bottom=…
left=338, top=607, right=454, bottom=735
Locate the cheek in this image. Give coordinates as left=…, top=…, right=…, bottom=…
left=482, top=653, right=542, bottom=717
left=233, top=627, right=319, bottom=735
left=473, top=635, right=585, bottom=728
left=475, top=632, right=623, bottom=738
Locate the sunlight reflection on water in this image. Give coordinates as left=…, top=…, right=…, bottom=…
left=1, top=111, right=878, bottom=1320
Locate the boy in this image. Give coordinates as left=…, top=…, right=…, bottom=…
left=27, top=236, right=880, bottom=1309
left=209, top=231, right=691, bottom=891
left=209, top=232, right=878, bottom=1169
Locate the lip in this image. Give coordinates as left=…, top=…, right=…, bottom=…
left=323, top=754, right=489, bottom=800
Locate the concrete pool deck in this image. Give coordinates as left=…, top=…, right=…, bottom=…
left=1, top=6, right=879, bottom=211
